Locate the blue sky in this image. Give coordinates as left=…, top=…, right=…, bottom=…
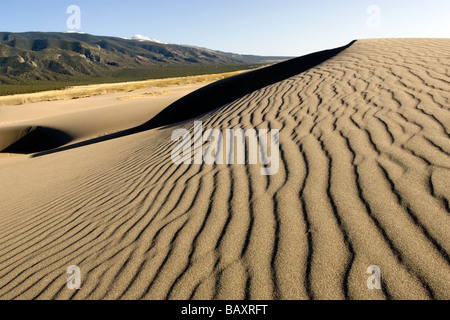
left=0, top=0, right=449, bottom=56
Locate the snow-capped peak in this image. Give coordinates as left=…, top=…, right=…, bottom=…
left=132, top=34, right=167, bottom=44
left=63, top=30, right=86, bottom=34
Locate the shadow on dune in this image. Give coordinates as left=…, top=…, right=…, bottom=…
left=0, top=126, right=36, bottom=152
left=143, top=40, right=356, bottom=129
left=29, top=40, right=356, bottom=158
left=3, top=127, right=72, bottom=154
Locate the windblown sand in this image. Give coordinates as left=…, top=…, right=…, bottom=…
left=0, top=39, right=449, bottom=300
left=0, top=80, right=224, bottom=151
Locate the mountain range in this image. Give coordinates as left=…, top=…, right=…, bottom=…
left=0, top=32, right=289, bottom=85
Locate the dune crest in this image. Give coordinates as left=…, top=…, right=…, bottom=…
left=0, top=39, right=449, bottom=300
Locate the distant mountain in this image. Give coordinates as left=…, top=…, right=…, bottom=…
left=0, top=32, right=289, bottom=85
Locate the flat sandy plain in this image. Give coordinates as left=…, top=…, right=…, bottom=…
left=0, top=39, right=449, bottom=300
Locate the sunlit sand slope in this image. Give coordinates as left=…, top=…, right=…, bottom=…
left=0, top=39, right=449, bottom=300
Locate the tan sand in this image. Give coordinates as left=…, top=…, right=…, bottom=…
left=0, top=126, right=35, bottom=152
left=0, top=82, right=218, bottom=152
left=0, top=39, right=449, bottom=300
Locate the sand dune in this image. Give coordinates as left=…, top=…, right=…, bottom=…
left=0, top=39, right=449, bottom=300
left=0, top=82, right=215, bottom=153
left=0, top=126, right=35, bottom=152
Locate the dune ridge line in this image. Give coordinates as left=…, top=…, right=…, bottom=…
left=0, top=39, right=449, bottom=300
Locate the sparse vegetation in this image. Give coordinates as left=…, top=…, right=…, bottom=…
left=0, top=69, right=253, bottom=106
left=0, top=64, right=260, bottom=96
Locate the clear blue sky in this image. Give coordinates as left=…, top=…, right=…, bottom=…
left=0, top=0, right=449, bottom=56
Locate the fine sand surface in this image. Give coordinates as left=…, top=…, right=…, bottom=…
left=0, top=80, right=224, bottom=153
left=0, top=39, right=449, bottom=300
left=0, top=126, right=35, bottom=152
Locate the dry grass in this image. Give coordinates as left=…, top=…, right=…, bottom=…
left=0, top=70, right=250, bottom=107
left=117, top=90, right=173, bottom=101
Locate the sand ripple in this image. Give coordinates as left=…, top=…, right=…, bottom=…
left=0, top=39, right=449, bottom=300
